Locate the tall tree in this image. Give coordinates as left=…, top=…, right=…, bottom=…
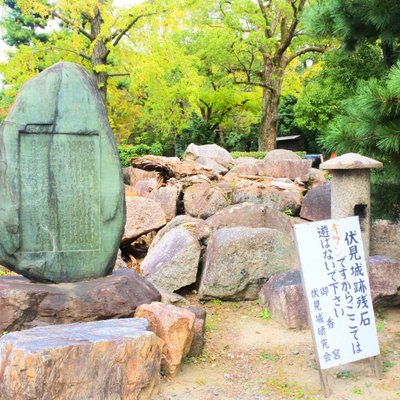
left=1, top=0, right=173, bottom=101
left=173, top=27, right=261, bottom=147
left=196, top=0, right=325, bottom=151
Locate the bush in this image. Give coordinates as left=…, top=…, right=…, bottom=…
left=230, top=150, right=306, bottom=159
left=231, top=151, right=266, bottom=159
left=117, top=142, right=164, bottom=167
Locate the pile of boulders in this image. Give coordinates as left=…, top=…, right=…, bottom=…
left=121, top=143, right=400, bottom=329
left=120, top=145, right=321, bottom=301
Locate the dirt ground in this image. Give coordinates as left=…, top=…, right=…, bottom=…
left=155, top=297, right=400, bottom=400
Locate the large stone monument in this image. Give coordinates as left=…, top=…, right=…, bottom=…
left=0, top=62, right=125, bottom=282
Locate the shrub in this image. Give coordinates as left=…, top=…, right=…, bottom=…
left=231, top=151, right=266, bottom=159
left=230, top=150, right=306, bottom=159
left=117, top=142, right=164, bottom=167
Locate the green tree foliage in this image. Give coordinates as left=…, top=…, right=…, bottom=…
left=294, top=44, right=386, bottom=147
left=306, top=0, right=400, bottom=220
left=321, top=66, right=400, bottom=220
left=0, top=0, right=178, bottom=101
left=0, top=0, right=325, bottom=155
left=0, top=0, right=190, bottom=143
left=3, top=0, right=49, bottom=46
left=305, top=0, right=400, bottom=68
left=172, top=25, right=261, bottom=150
left=117, top=142, right=163, bottom=167
left=277, top=95, right=301, bottom=137
left=190, top=0, right=326, bottom=151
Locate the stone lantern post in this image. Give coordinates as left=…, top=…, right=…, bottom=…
left=320, top=153, right=382, bottom=260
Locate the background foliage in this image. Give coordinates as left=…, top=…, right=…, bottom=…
left=0, top=0, right=399, bottom=219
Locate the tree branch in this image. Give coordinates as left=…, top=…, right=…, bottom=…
left=199, top=98, right=211, bottom=108
left=108, top=72, right=130, bottom=77
left=233, top=80, right=276, bottom=94
left=284, top=45, right=326, bottom=65
left=257, top=0, right=270, bottom=26
left=269, top=9, right=281, bottom=37
left=47, top=46, right=91, bottom=60
left=278, top=0, right=306, bottom=57
left=111, top=12, right=158, bottom=47
left=51, top=11, right=93, bottom=41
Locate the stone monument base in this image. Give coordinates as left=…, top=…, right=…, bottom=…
left=0, top=269, right=161, bottom=332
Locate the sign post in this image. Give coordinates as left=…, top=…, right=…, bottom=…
left=295, top=216, right=381, bottom=397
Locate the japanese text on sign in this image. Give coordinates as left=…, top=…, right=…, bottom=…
left=295, top=216, right=379, bottom=369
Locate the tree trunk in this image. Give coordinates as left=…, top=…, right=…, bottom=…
left=258, top=62, right=284, bottom=151
left=91, top=3, right=108, bottom=102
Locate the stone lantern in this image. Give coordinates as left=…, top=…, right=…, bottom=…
left=320, top=153, right=382, bottom=259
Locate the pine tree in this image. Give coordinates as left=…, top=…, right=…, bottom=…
left=3, top=0, right=49, bottom=46
left=306, top=0, right=400, bottom=67
left=307, top=0, right=400, bottom=220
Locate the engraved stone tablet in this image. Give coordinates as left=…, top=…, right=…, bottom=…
left=0, top=62, right=125, bottom=282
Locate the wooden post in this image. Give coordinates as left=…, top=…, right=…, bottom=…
left=318, top=367, right=331, bottom=398
left=371, top=355, right=383, bottom=379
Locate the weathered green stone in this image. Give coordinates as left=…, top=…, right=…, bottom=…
left=0, top=62, right=125, bottom=282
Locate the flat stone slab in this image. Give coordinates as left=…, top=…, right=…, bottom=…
left=0, top=269, right=161, bottom=332
left=0, top=318, right=163, bottom=400
left=0, top=62, right=125, bottom=282
left=320, top=153, right=382, bottom=170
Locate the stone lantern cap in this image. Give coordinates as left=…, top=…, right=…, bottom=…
left=320, top=153, right=383, bottom=170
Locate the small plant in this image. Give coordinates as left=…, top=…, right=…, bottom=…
left=259, top=351, right=280, bottom=362
left=210, top=298, right=223, bottom=305
left=205, top=315, right=218, bottom=333
left=224, top=193, right=233, bottom=205
left=334, top=370, right=351, bottom=379
left=377, top=320, right=385, bottom=332
left=261, top=378, right=320, bottom=399
left=383, top=360, right=394, bottom=372
left=2, top=331, right=8, bottom=336
left=376, top=308, right=386, bottom=320
left=259, top=308, right=271, bottom=320
left=284, top=208, right=294, bottom=217
left=185, top=350, right=213, bottom=365
left=351, top=387, right=364, bottom=395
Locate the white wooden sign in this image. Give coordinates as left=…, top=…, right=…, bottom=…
left=295, top=216, right=380, bottom=370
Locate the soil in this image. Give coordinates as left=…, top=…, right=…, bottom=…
left=154, top=297, right=400, bottom=400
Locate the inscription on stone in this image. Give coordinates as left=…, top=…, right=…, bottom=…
left=0, top=62, right=125, bottom=282
left=19, top=133, right=100, bottom=252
